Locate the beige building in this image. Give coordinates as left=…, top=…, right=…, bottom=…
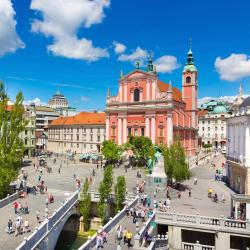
left=47, top=112, right=106, bottom=154
left=22, top=105, right=36, bottom=157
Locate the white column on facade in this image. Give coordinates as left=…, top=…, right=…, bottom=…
left=234, top=201, right=238, bottom=219
left=152, top=80, right=156, bottom=100
left=124, top=83, right=127, bottom=102
left=146, top=116, right=150, bottom=137
left=146, top=80, right=150, bottom=100
left=123, top=118, right=127, bottom=143
left=245, top=124, right=250, bottom=166
left=119, top=84, right=122, bottom=102
left=118, top=117, right=122, bottom=145
left=167, top=114, right=173, bottom=146
left=106, top=116, right=110, bottom=140
left=151, top=116, right=156, bottom=144
left=140, top=90, right=143, bottom=101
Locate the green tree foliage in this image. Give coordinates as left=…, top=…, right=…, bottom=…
left=97, top=165, right=113, bottom=223
left=128, top=136, right=154, bottom=167
left=101, top=140, right=121, bottom=163
left=0, top=82, right=27, bottom=198
left=79, top=178, right=91, bottom=231
left=114, top=176, right=126, bottom=213
left=160, top=140, right=190, bottom=183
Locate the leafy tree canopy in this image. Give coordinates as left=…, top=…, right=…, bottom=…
left=160, top=140, right=190, bottom=183
left=101, top=140, right=121, bottom=163
left=80, top=178, right=91, bottom=231
left=128, top=136, right=154, bottom=167
left=114, top=176, right=126, bottom=213
left=0, top=82, right=27, bottom=198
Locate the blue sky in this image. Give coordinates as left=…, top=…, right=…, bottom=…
left=1, top=0, right=250, bottom=110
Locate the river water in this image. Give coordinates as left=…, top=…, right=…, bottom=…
left=55, top=231, right=87, bottom=250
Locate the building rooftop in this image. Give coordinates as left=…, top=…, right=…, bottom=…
left=157, top=80, right=184, bottom=103
left=49, top=112, right=106, bottom=126
left=198, top=109, right=208, bottom=117
left=212, top=104, right=228, bottom=114
left=35, top=106, right=57, bottom=112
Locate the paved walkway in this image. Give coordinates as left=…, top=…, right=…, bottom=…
left=92, top=214, right=144, bottom=250
left=145, top=153, right=232, bottom=217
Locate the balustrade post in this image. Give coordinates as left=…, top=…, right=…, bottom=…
left=219, top=215, right=225, bottom=228
left=246, top=220, right=250, bottom=231
left=194, top=241, right=202, bottom=250
left=196, top=212, right=201, bottom=225
left=173, top=210, right=177, bottom=222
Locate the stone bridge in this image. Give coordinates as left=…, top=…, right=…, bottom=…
left=15, top=191, right=137, bottom=250
left=16, top=191, right=79, bottom=250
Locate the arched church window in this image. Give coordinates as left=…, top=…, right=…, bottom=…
left=134, top=88, right=140, bottom=102
left=186, top=76, right=191, bottom=84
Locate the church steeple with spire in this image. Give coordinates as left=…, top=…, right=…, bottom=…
left=146, top=51, right=154, bottom=73
left=183, top=39, right=197, bottom=72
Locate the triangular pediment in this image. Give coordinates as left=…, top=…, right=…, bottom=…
left=120, top=69, right=156, bottom=81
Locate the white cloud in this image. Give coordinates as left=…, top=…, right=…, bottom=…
left=23, top=97, right=46, bottom=106
left=0, top=0, right=25, bottom=56
left=118, top=47, right=147, bottom=63
left=30, top=0, right=110, bottom=62
left=155, top=55, right=180, bottom=73
left=113, top=41, right=126, bottom=54
left=198, top=95, right=249, bottom=106
left=215, top=54, right=250, bottom=81
left=80, top=96, right=90, bottom=102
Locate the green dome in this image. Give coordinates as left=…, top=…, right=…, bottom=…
left=213, top=105, right=227, bottom=114
left=183, top=64, right=197, bottom=72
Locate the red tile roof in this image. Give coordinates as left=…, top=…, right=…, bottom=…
left=198, top=109, right=208, bottom=117
left=49, top=112, right=106, bottom=126
left=157, top=80, right=184, bottom=103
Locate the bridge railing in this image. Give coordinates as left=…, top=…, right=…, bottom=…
left=138, top=211, right=156, bottom=246
left=78, top=195, right=139, bottom=250
left=0, top=191, right=21, bottom=208
left=156, top=211, right=250, bottom=232
left=16, top=191, right=79, bottom=250
left=48, top=191, right=78, bottom=230
left=181, top=241, right=215, bottom=250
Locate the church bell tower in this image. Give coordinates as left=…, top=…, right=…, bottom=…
left=182, top=42, right=198, bottom=128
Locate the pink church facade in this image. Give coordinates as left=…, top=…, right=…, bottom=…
left=105, top=49, right=198, bottom=157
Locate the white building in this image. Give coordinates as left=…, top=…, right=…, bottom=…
left=47, top=112, right=106, bottom=154
left=48, top=90, right=68, bottom=109
left=227, top=96, right=250, bottom=220
left=35, top=105, right=60, bottom=131
left=198, top=102, right=229, bottom=149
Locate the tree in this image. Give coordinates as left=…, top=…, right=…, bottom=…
left=115, top=176, right=126, bottom=213
left=101, top=140, right=121, bottom=164
left=128, top=136, right=154, bottom=167
left=161, top=140, right=190, bottom=183
left=97, top=165, right=113, bottom=223
left=79, top=178, right=91, bottom=231
left=0, top=82, right=27, bottom=198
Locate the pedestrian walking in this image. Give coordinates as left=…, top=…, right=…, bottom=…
left=126, top=230, right=133, bottom=247
left=36, top=210, right=41, bottom=223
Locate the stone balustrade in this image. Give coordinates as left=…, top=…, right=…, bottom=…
left=0, top=191, right=22, bottom=208
left=181, top=241, right=215, bottom=250
left=82, top=191, right=136, bottom=203
left=156, top=211, right=250, bottom=233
